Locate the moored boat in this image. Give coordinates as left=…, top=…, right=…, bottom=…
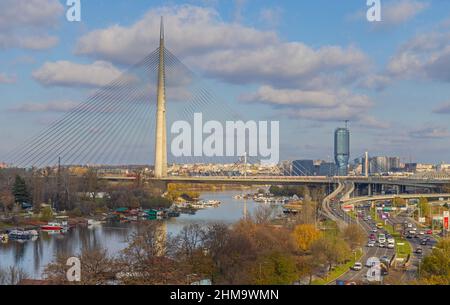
left=8, top=230, right=34, bottom=240
left=41, top=222, right=64, bottom=231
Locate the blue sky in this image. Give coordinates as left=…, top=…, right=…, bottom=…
left=1, top=0, right=450, bottom=165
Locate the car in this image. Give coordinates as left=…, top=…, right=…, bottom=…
left=352, top=262, right=363, bottom=271
left=426, top=229, right=433, bottom=235
left=420, top=239, right=428, bottom=246
left=367, top=216, right=372, bottom=220
left=378, top=242, right=386, bottom=248
left=387, top=237, right=395, bottom=244
left=376, top=223, right=384, bottom=229
left=407, top=223, right=413, bottom=228
left=380, top=256, right=390, bottom=264
left=367, top=241, right=375, bottom=247
left=363, top=217, right=369, bottom=221
left=366, top=258, right=377, bottom=268
left=419, top=231, right=425, bottom=235
left=406, top=234, right=413, bottom=239
left=387, top=243, right=395, bottom=249
left=371, top=228, right=378, bottom=233
left=416, top=248, right=423, bottom=255
left=369, top=233, right=376, bottom=240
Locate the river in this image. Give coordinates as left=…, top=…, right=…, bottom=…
left=0, top=190, right=267, bottom=279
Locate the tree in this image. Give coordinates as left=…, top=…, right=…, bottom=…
left=293, top=200, right=318, bottom=225
left=40, top=206, right=54, bottom=222
left=343, top=224, right=366, bottom=251
left=393, top=197, right=406, bottom=207
left=12, top=175, right=31, bottom=204
left=417, top=197, right=430, bottom=220
left=117, top=222, right=186, bottom=284
left=311, top=235, right=351, bottom=273
left=292, top=224, right=322, bottom=252
left=420, top=238, right=450, bottom=284
left=0, top=266, right=28, bottom=285
left=252, top=205, right=274, bottom=224
left=0, top=189, right=14, bottom=214
left=250, top=251, right=298, bottom=285
left=44, top=248, right=117, bottom=285
left=296, top=255, right=321, bottom=284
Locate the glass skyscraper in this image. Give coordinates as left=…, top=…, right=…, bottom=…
left=334, top=127, right=350, bottom=176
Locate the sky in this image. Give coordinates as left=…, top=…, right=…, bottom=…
left=1, top=0, right=450, bottom=165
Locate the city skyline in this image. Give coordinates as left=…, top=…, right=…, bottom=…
left=1, top=0, right=450, bottom=164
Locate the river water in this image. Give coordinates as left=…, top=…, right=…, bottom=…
left=0, top=190, right=263, bottom=279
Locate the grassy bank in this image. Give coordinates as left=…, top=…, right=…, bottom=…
left=312, top=249, right=363, bottom=285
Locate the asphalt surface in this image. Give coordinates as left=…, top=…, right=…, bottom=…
left=391, top=213, right=437, bottom=281
left=323, top=182, right=395, bottom=284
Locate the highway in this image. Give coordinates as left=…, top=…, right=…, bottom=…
left=322, top=182, right=394, bottom=285
left=149, top=175, right=446, bottom=189
left=333, top=191, right=440, bottom=284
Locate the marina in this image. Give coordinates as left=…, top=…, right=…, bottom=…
left=0, top=190, right=273, bottom=279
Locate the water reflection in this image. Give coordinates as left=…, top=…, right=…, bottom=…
left=0, top=190, right=263, bottom=279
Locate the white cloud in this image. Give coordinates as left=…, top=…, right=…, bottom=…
left=32, top=61, right=124, bottom=88
left=73, top=4, right=382, bottom=125
left=382, top=0, right=429, bottom=26
left=0, top=73, right=16, bottom=84
left=75, top=5, right=373, bottom=91
left=357, top=74, right=391, bottom=90
left=0, top=33, right=58, bottom=50
left=241, top=86, right=372, bottom=109
left=387, top=30, right=450, bottom=82
left=410, top=126, right=450, bottom=139
left=76, top=5, right=278, bottom=64
left=240, top=85, right=384, bottom=127
left=0, top=0, right=62, bottom=50
left=9, top=101, right=79, bottom=113
left=192, top=43, right=368, bottom=89
left=259, top=7, right=283, bottom=27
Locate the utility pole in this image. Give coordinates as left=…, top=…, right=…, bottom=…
left=56, top=156, right=61, bottom=211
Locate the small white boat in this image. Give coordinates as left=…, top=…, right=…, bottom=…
left=8, top=230, right=34, bottom=240
left=87, top=219, right=103, bottom=226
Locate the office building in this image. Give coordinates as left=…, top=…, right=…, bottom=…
left=334, top=127, right=350, bottom=176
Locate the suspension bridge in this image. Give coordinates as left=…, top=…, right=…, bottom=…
left=2, top=18, right=449, bottom=193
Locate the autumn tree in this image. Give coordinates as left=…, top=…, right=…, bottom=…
left=0, top=266, right=29, bottom=285
left=393, top=197, right=407, bottom=207
left=420, top=238, right=450, bottom=284
left=311, top=235, right=351, bottom=273
left=117, top=222, right=186, bottom=284
left=343, top=223, right=366, bottom=251
left=40, top=206, right=54, bottom=222
left=292, top=224, right=322, bottom=252
left=173, top=223, right=214, bottom=279
left=44, top=248, right=117, bottom=285
left=0, top=189, right=14, bottom=214
left=417, top=197, right=431, bottom=219
left=250, top=251, right=298, bottom=285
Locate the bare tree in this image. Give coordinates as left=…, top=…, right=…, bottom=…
left=0, top=266, right=29, bottom=285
